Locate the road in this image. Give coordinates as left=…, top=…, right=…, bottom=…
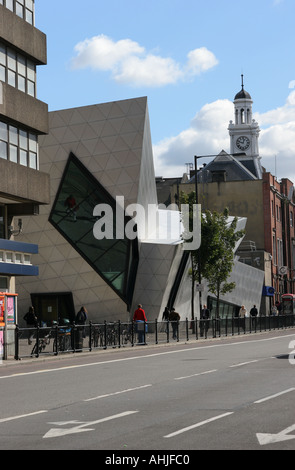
left=0, top=330, right=295, bottom=453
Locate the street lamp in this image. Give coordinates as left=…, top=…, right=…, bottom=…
left=193, top=155, right=217, bottom=320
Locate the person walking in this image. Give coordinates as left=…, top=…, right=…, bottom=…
left=75, top=306, right=87, bottom=338
left=250, top=304, right=258, bottom=329
left=239, top=305, right=247, bottom=331
left=162, top=306, right=170, bottom=333
left=23, top=306, right=38, bottom=345
left=200, top=304, right=210, bottom=337
left=169, top=308, right=180, bottom=340
left=133, top=304, right=147, bottom=344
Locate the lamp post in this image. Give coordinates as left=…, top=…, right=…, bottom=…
left=193, top=155, right=216, bottom=321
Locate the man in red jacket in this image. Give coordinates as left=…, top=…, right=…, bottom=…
left=133, top=304, right=147, bottom=344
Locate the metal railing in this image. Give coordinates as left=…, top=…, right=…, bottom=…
left=14, top=314, right=295, bottom=360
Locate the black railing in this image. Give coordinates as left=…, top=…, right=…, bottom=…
left=14, top=314, right=295, bottom=360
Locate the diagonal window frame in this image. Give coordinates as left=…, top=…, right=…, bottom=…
left=48, top=152, right=138, bottom=308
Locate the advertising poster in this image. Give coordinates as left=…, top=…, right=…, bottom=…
left=0, top=295, right=4, bottom=325
left=6, top=296, right=15, bottom=324
left=0, top=330, right=2, bottom=360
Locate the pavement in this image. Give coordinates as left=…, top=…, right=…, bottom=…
left=2, top=327, right=295, bottom=368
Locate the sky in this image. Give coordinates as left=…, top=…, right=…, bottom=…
left=35, top=0, right=295, bottom=183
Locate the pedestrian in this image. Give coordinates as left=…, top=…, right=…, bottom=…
left=250, top=304, right=258, bottom=329
left=275, top=301, right=282, bottom=315
left=23, top=306, right=38, bottom=345
left=239, top=305, right=247, bottom=331
left=75, top=306, right=87, bottom=338
left=162, top=307, right=170, bottom=321
left=271, top=305, right=278, bottom=316
left=200, top=304, right=210, bottom=337
left=162, top=306, right=170, bottom=333
left=169, top=308, right=180, bottom=340
left=133, top=304, right=147, bottom=344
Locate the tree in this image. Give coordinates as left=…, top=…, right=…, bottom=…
left=180, top=191, right=245, bottom=318
left=199, top=208, right=245, bottom=317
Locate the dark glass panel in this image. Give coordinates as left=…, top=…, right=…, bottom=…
left=49, top=153, right=138, bottom=306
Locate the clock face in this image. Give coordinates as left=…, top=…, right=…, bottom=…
left=236, top=136, right=250, bottom=151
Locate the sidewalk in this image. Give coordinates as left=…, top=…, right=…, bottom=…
left=2, top=327, right=295, bottom=368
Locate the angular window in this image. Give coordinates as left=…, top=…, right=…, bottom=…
left=49, top=153, right=138, bottom=308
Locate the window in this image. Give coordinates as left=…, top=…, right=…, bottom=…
left=0, top=120, right=38, bottom=169
left=277, top=239, right=283, bottom=268
left=0, top=42, right=37, bottom=97
left=273, top=234, right=277, bottom=265
left=290, top=211, right=293, bottom=227
left=0, top=122, right=8, bottom=160
left=16, top=0, right=24, bottom=19
left=49, top=153, right=139, bottom=307
left=15, top=253, right=22, bottom=263
left=0, top=277, right=8, bottom=291
left=1, top=0, right=34, bottom=25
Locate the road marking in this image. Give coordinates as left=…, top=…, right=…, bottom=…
left=0, top=410, right=48, bottom=423
left=254, top=388, right=295, bottom=404
left=174, top=369, right=217, bottom=380
left=43, top=411, right=138, bottom=439
left=84, top=384, right=152, bottom=401
left=164, top=412, right=234, bottom=438
left=230, top=360, right=258, bottom=368
left=257, top=424, right=295, bottom=445
left=1, top=333, right=295, bottom=379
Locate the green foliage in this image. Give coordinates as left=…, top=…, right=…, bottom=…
left=180, top=191, right=245, bottom=316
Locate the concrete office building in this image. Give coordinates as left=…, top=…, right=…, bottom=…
left=0, top=0, right=49, bottom=353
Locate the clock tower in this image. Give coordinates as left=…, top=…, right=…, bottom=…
left=228, top=75, right=262, bottom=178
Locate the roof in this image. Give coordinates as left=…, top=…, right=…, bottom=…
left=234, top=88, right=252, bottom=100
left=189, top=151, right=258, bottom=184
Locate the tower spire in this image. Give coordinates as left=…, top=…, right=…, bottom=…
left=241, top=73, right=244, bottom=90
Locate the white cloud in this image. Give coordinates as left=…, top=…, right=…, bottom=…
left=153, top=99, right=233, bottom=176
left=71, top=35, right=218, bottom=87
left=153, top=91, right=295, bottom=185
left=186, top=47, right=219, bottom=76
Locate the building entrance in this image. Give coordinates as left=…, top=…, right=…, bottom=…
left=30, top=292, right=75, bottom=326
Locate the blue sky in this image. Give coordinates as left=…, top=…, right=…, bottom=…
left=35, top=0, right=295, bottom=182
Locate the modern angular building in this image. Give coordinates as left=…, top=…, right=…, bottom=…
left=15, top=95, right=264, bottom=324
left=0, top=0, right=49, bottom=353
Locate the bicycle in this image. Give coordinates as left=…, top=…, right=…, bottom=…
left=31, top=331, right=51, bottom=356
left=121, top=324, right=133, bottom=346
left=91, top=325, right=104, bottom=348
left=53, top=326, right=72, bottom=352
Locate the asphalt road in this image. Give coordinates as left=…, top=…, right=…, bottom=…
left=1, top=330, right=295, bottom=453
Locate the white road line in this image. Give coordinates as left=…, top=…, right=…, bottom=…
left=84, top=384, right=152, bottom=401
left=1, top=332, right=294, bottom=379
left=174, top=369, right=217, bottom=380
left=254, top=388, right=295, bottom=404
left=164, top=412, right=234, bottom=438
left=230, top=360, right=258, bottom=368
left=43, top=411, right=139, bottom=439
left=0, top=410, right=48, bottom=423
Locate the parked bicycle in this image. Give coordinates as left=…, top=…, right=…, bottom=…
left=52, top=321, right=72, bottom=353
left=31, top=330, right=51, bottom=356
left=91, top=325, right=104, bottom=348
left=121, top=324, right=133, bottom=346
